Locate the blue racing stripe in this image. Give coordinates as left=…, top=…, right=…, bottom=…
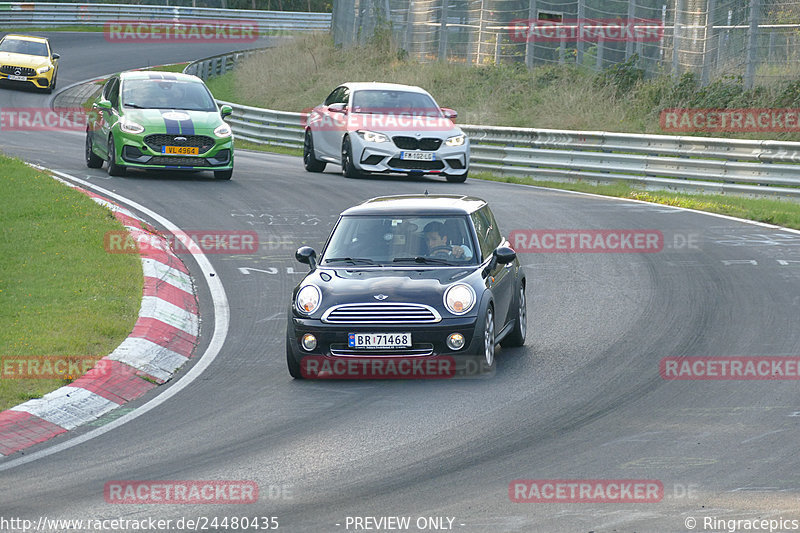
left=179, top=117, right=194, bottom=135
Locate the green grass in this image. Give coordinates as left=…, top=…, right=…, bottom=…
left=205, top=32, right=800, bottom=142
left=0, top=154, right=142, bottom=411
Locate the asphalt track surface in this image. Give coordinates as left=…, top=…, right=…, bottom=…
left=1, top=31, right=800, bottom=533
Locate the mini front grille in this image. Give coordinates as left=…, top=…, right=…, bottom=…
left=144, top=134, right=215, bottom=153
left=329, top=344, right=435, bottom=357
left=1, top=65, right=35, bottom=77
left=387, top=158, right=445, bottom=170
left=392, top=136, right=442, bottom=150
left=322, top=303, right=441, bottom=324
left=149, top=156, right=210, bottom=167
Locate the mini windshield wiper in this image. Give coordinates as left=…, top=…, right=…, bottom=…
left=123, top=102, right=147, bottom=108
left=392, top=256, right=454, bottom=265
left=324, top=257, right=378, bottom=265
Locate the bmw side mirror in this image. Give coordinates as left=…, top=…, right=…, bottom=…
left=328, top=103, right=347, bottom=114
left=495, top=246, right=516, bottom=265
left=220, top=104, right=233, bottom=118
left=295, top=246, right=317, bottom=270
left=441, top=107, right=457, bottom=121
left=52, top=53, right=60, bottom=60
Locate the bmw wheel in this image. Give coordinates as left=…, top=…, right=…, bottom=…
left=341, top=136, right=362, bottom=179
left=303, top=130, right=326, bottom=172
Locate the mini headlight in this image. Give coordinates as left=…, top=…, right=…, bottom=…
left=444, top=283, right=476, bottom=315
left=296, top=285, right=322, bottom=315
left=119, top=117, right=144, bottom=134
left=358, top=130, right=389, bottom=143
left=214, top=123, right=232, bottom=138
left=36, top=65, right=52, bottom=74
left=445, top=134, right=466, bottom=147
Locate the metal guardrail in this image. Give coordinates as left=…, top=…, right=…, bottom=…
left=0, top=2, right=330, bottom=33
left=185, top=51, right=800, bottom=199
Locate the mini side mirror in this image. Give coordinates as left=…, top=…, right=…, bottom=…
left=295, top=246, right=317, bottom=270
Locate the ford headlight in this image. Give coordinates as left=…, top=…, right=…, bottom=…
left=445, top=134, right=466, bottom=147
left=214, top=123, right=232, bottom=138
left=444, top=284, right=475, bottom=315
left=119, top=117, right=144, bottom=134
left=36, top=65, right=52, bottom=74
left=296, top=285, right=322, bottom=315
left=357, top=130, right=389, bottom=143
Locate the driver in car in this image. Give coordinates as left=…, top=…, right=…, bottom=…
left=423, top=221, right=472, bottom=260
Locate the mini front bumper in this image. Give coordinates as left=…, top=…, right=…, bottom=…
left=287, top=315, right=480, bottom=358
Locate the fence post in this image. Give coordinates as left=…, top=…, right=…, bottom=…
left=438, top=0, right=449, bottom=61
left=701, top=0, right=715, bottom=85
left=596, top=37, right=604, bottom=71
left=672, top=0, right=682, bottom=76
left=744, top=0, right=760, bottom=89
left=625, top=0, right=636, bottom=59
left=576, top=0, right=584, bottom=65
left=525, top=0, right=537, bottom=68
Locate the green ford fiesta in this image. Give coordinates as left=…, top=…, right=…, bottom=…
left=86, top=70, right=234, bottom=180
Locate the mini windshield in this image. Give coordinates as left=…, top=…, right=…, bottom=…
left=351, top=90, right=441, bottom=117
left=121, top=79, right=217, bottom=111
left=0, top=38, right=48, bottom=57
left=322, top=215, right=477, bottom=266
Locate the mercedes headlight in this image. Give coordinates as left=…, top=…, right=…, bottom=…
left=119, top=117, right=144, bottom=134
left=444, top=284, right=475, bottom=315
left=36, top=65, right=52, bottom=74
left=357, top=130, right=389, bottom=143
left=445, top=134, right=466, bottom=147
left=214, top=123, right=232, bottom=138
left=295, top=285, right=322, bottom=315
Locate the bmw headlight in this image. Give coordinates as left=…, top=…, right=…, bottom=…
left=214, top=123, right=232, bottom=138
left=445, top=134, right=466, bottom=147
left=119, top=117, right=144, bottom=134
left=357, top=130, right=389, bottom=143
left=444, top=283, right=476, bottom=315
left=295, top=285, right=322, bottom=315
left=36, top=65, right=52, bottom=74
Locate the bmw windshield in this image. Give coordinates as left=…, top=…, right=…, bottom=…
left=350, top=90, right=442, bottom=117
left=121, top=79, right=217, bottom=111
left=322, top=215, right=478, bottom=266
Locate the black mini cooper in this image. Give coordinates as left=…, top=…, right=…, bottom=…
left=286, top=194, right=526, bottom=379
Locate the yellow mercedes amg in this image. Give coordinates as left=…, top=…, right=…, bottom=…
left=0, top=34, right=59, bottom=93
